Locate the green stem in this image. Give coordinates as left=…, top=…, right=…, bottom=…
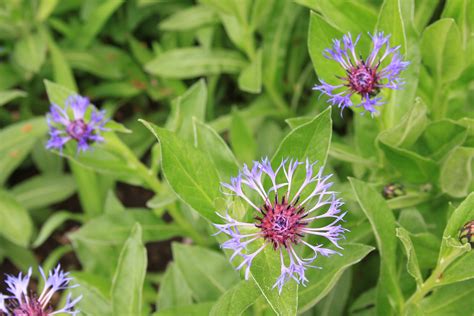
left=403, top=249, right=461, bottom=313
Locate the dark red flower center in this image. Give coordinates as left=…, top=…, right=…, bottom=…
left=255, top=197, right=307, bottom=249
left=66, top=119, right=88, bottom=140
left=10, top=298, right=51, bottom=316
left=347, top=63, right=380, bottom=96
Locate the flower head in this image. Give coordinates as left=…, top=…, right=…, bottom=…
left=459, top=220, right=474, bottom=248
left=313, top=32, right=409, bottom=116
left=0, top=265, right=82, bottom=316
left=214, top=158, right=347, bottom=293
left=46, top=95, right=107, bottom=153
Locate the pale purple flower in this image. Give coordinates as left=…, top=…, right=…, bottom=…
left=313, top=32, right=409, bottom=116
left=214, top=158, right=347, bottom=293
left=46, top=95, right=107, bottom=153
left=0, top=265, right=82, bottom=316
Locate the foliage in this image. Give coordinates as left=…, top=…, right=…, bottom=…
left=0, top=0, right=473, bottom=315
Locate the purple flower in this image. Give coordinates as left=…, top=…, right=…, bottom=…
left=0, top=265, right=82, bottom=316
left=313, top=32, right=409, bottom=116
left=214, top=158, right=347, bottom=293
left=46, top=95, right=107, bottom=153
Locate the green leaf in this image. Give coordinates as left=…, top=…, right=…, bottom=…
left=0, top=190, right=33, bottom=247
left=0, top=117, right=48, bottom=185
left=378, top=98, right=427, bottom=148
left=396, top=227, right=423, bottom=288
left=308, top=12, right=343, bottom=85
left=172, top=243, right=239, bottom=302
left=230, top=108, right=257, bottom=164
left=420, top=119, right=467, bottom=161
left=33, top=211, right=82, bottom=248
left=13, top=32, right=47, bottom=73
left=70, top=272, right=112, bottom=316
left=0, top=89, right=27, bottom=107
left=378, top=142, right=438, bottom=184
left=145, top=48, right=247, bottom=79
left=440, top=147, right=474, bottom=198
left=76, top=0, right=124, bottom=48
left=421, top=18, right=464, bottom=83
left=329, top=142, right=377, bottom=167
left=439, top=193, right=474, bottom=259
left=298, top=243, right=374, bottom=312
left=238, top=49, right=262, bottom=93
left=140, top=120, right=221, bottom=222
left=273, top=108, right=332, bottom=166
left=11, top=175, right=76, bottom=210
left=153, top=303, right=215, bottom=316
left=157, top=263, right=193, bottom=310
left=159, top=5, right=218, bottom=31
left=111, top=223, right=147, bottom=316
left=193, top=119, right=240, bottom=181
left=250, top=244, right=298, bottom=315
left=169, top=79, right=207, bottom=141
left=377, top=0, right=407, bottom=55
left=69, top=212, right=181, bottom=274
left=262, top=1, right=300, bottom=90
left=37, top=0, right=59, bottom=21
left=419, top=279, right=474, bottom=315
left=441, top=251, right=474, bottom=285
left=210, top=280, right=260, bottom=316
left=297, top=0, right=377, bottom=34
left=349, top=178, right=403, bottom=315
left=40, top=26, right=77, bottom=90
left=314, top=270, right=352, bottom=316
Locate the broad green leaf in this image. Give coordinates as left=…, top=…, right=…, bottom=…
left=76, top=0, right=124, bottom=48
left=442, top=0, right=473, bottom=63
left=273, top=108, right=332, bottom=166
left=11, top=175, right=76, bottom=210
left=396, top=227, right=423, bottom=288
left=193, top=119, right=240, bottom=181
left=172, top=243, right=239, bottom=302
left=414, top=0, right=438, bottom=31
left=378, top=98, right=427, bottom=148
left=420, top=119, right=467, bottom=161
left=398, top=209, right=428, bottom=234
left=350, top=178, right=403, bottom=315
left=411, top=232, right=441, bottom=270
left=70, top=272, right=112, bottom=316
left=421, top=18, right=464, bottom=83
left=378, top=142, right=438, bottom=184
left=441, top=251, right=474, bottom=285
left=210, top=280, right=260, bottom=316
left=308, top=12, right=343, bottom=85
left=250, top=243, right=298, bottom=315
left=160, top=5, right=218, bottom=31
left=153, top=303, right=215, bottom=316
left=230, top=108, right=257, bottom=164
left=157, top=263, right=193, bottom=310
left=169, top=79, right=207, bottom=141
left=314, top=269, right=352, bottom=316
left=439, top=193, right=474, bottom=260
left=0, top=89, right=26, bottom=107
left=140, top=120, right=221, bottom=222
left=13, top=32, right=47, bottom=73
left=419, top=279, right=474, bottom=315
left=0, top=117, right=48, bottom=185
left=386, top=192, right=431, bottom=210
left=262, top=1, right=300, bottom=90
left=440, top=147, right=474, bottom=197
left=69, top=212, right=181, bottom=274
left=238, top=49, right=262, bottom=93
left=329, top=142, right=377, bottom=167
left=111, top=224, right=147, bottom=316
left=297, top=0, right=377, bottom=34
left=0, top=190, right=33, bottom=247
left=40, top=26, right=77, bottom=90
left=64, top=49, right=123, bottom=79
left=377, top=0, right=407, bottom=55
left=37, top=0, right=59, bottom=21
left=299, top=243, right=374, bottom=312
left=33, top=211, right=82, bottom=248
left=145, top=48, right=246, bottom=79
